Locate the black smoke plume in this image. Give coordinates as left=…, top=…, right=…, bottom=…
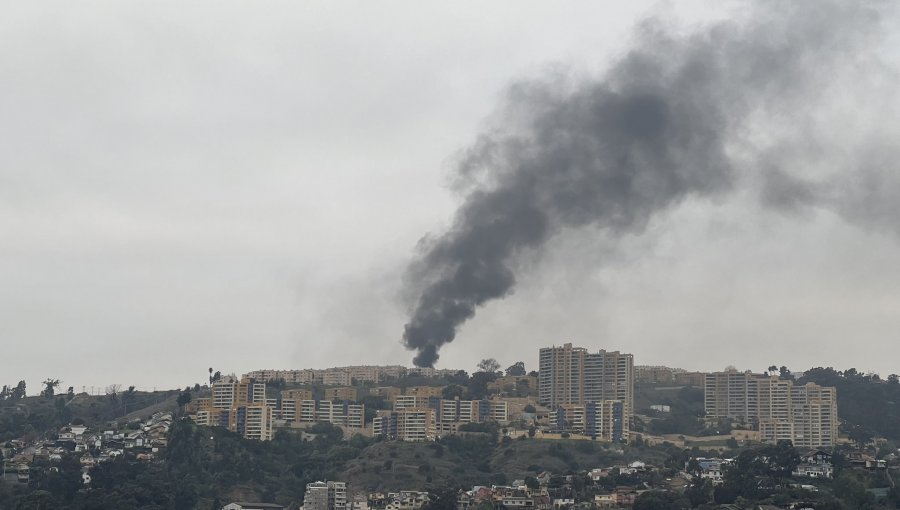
left=402, top=2, right=888, bottom=367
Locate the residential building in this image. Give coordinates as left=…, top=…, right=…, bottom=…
left=369, top=387, right=403, bottom=401
left=211, top=377, right=266, bottom=409
left=549, top=401, right=625, bottom=442
left=304, top=481, right=347, bottom=510
left=296, top=400, right=365, bottom=429
left=393, top=395, right=438, bottom=411
left=373, top=408, right=436, bottom=441
left=539, top=343, right=586, bottom=408
left=405, top=386, right=445, bottom=398
left=323, top=369, right=352, bottom=386
left=325, top=387, right=359, bottom=402
left=674, top=371, right=707, bottom=387
left=230, top=404, right=274, bottom=441
left=191, top=378, right=274, bottom=441
left=793, top=450, right=834, bottom=478
left=438, top=398, right=508, bottom=423
left=705, top=371, right=838, bottom=448
left=538, top=343, right=634, bottom=423
left=634, top=366, right=676, bottom=384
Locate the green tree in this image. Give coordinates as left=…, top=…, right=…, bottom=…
left=442, top=384, right=465, bottom=400
left=11, top=380, right=26, bottom=400
left=477, top=358, right=501, bottom=374
left=177, top=391, right=192, bottom=408
left=633, top=491, right=686, bottom=510
left=833, top=472, right=875, bottom=509
left=505, top=361, right=526, bottom=376
left=778, top=366, right=794, bottom=380
left=685, top=478, right=712, bottom=507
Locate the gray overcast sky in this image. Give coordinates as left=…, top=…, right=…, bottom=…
left=3, top=2, right=900, bottom=392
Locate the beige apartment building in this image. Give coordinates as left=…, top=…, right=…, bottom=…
left=539, top=344, right=634, bottom=422
left=405, top=386, right=445, bottom=398
left=369, top=386, right=403, bottom=401
left=374, top=396, right=510, bottom=441
left=325, top=387, right=359, bottom=402
left=705, top=370, right=838, bottom=448
left=373, top=408, right=437, bottom=442
left=191, top=377, right=273, bottom=441
left=297, top=400, right=365, bottom=429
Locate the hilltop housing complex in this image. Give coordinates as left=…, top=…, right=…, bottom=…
left=703, top=369, right=838, bottom=449
left=185, top=347, right=838, bottom=449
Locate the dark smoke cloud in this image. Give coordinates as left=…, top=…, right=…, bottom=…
left=402, top=2, right=889, bottom=367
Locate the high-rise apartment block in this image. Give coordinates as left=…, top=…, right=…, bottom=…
left=704, top=371, right=838, bottom=448
left=191, top=377, right=273, bottom=441
left=304, top=481, right=347, bottom=510
left=538, top=344, right=634, bottom=430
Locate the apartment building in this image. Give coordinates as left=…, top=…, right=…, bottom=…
left=323, top=369, right=352, bottom=386
left=295, top=400, right=365, bottom=429
left=549, top=400, right=625, bottom=442
left=379, top=366, right=408, bottom=379
left=539, top=343, right=586, bottom=407
left=304, top=481, right=347, bottom=510
left=343, top=366, right=381, bottom=383
left=373, top=408, right=437, bottom=441
left=438, top=398, right=508, bottom=423
left=325, top=387, right=359, bottom=402
left=405, top=386, right=445, bottom=398
left=369, top=387, right=403, bottom=401
left=704, top=371, right=764, bottom=421
left=191, top=378, right=273, bottom=441
left=393, top=395, right=439, bottom=411
left=231, top=404, right=274, bottom=441
left=760, top=383, right=837, bottom=449
left=244, top=369, right=322, bottom=384
left=539, top=344, right=634, bottom=421
left=281, top=389, right=314, bottom=401
left=584, top=350, right=634, bottom=421
left=407, top=367, right=458, bottom=378
left=705, top=371, right=838, bottom=448
left=674, top=371, right=707, bottom=387
left=634, top=366, right=676, bottom=384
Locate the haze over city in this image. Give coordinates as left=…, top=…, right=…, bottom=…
left=3, top=1, right=900, bottom=392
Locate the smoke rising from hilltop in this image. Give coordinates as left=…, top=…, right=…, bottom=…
left=402, top=2, right=893, bottom=367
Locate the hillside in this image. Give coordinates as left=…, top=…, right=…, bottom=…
left=342, top=434, right=670, bottom=491
left=0, top=389, right=180, bottom=441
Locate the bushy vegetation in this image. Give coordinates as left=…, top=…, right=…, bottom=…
left=800, top=367, right=900, bottom=442
left=0, top=420, right=376, bottom=509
